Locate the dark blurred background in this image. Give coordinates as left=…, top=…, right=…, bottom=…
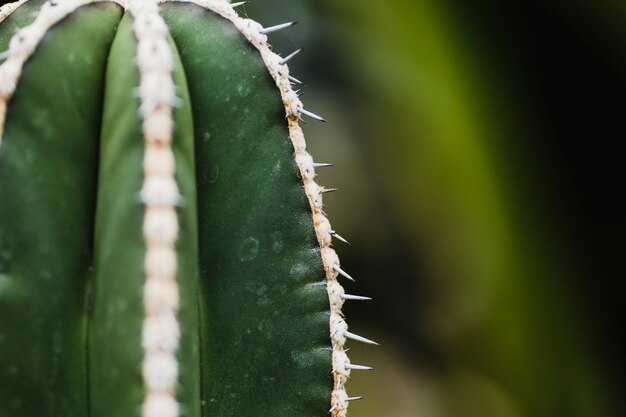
left=2, top=0, right=623, bottom=415
left=242, top=0, right=625, bottom=416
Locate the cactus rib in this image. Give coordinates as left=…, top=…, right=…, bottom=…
left=0, top=2, right=123, bottom=415
left=0, top=0, right=372, bottom=416
left=162, top=1, right=358, bottom=415
left=127, top=0, right=182, bottom=415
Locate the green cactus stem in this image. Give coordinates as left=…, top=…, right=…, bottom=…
left=0, top=1, right=373, bottom=416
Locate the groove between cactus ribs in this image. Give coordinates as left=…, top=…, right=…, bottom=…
left=0, top=1, right=364, bottom=416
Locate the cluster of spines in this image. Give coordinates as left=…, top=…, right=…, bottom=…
left=0, top=1, right=376, bottom=416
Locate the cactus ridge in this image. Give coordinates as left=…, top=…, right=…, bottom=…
left=174, top=2, right=358, bottom=415
left=0, top=1, right=371, bottom=416
left=128, top=0, right=181, bottom=414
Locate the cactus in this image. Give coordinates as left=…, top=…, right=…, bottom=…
left=0, top=1, right=374, bottom=416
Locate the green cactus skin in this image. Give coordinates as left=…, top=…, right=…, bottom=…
left=0, top=1, right=369, bottom=417
left=0, top=3, right=123, bottom=415
left=160, top=4, right=333, bottom=416
left=89, top=11, right=202, bottom=417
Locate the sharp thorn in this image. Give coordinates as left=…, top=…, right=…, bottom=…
left=288, top=75, right=304, bottom=85
left=280, top=48, right=303, bottom=65
left=346, top=364, right=374, bottom=371
left=299, top=108, right=327, bottom=122
left=322, top=187, right=339, bottom=194
left=331, top=231, right=351, bottom=245
left=333, top=264, right=355, bottom=282
left=347, top=396, right=365, bottom=402
left=313, top=163, right=334, bottom=168
left=231, top=1, right=247, bottom=8
left=328, top=404, right=337, bottom=413
left=342, top=294, right=372, bottom=301
left=261, top=21, right=297, bottom=34
left=345, top=331, right=379, bottom=346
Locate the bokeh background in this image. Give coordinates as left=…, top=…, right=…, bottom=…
left=1, top=0, right=622, bottom=415
left=241, top=0, right=625, bottom=416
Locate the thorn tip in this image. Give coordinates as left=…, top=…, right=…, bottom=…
left=347, top=396, right=365, bottom=402
left=279, top=48, right=303, bottom=65
left=288, top=75, right=304, bottom=85
left=345, top=331, right=379, bottom=346
left=261, top=21, right=297, bottom=34
left=300, top=108, right=327, bottom=122
left=346, top=364, right=374, bottom=371
left=331, top=231, right=350, bottom=245
left=313, top=163, right=334, bottom=168
left=333, top=264, right=355, bottom=282
left=342, top=294, right=372, bottom=301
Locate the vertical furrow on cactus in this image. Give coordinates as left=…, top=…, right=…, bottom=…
left=0, top=3, right=122, bottom=416
left=89, top=6, right=201, bottom=417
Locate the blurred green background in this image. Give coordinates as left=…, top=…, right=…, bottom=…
left=241, top=0, right=625, bottom=416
